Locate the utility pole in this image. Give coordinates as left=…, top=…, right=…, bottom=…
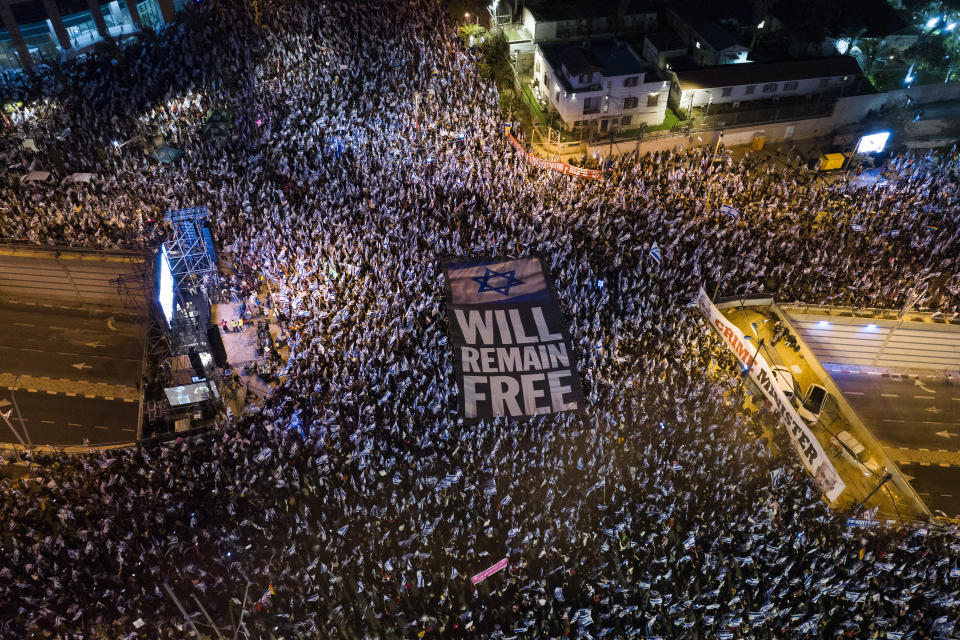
left=162, top=583, right=204, bottom=640
left=742, top=338, right=764, bottom=377
left=710, top=129, right=724, bottom=164
left=850, top=473, right=893, bottom=515
left=10, top=375, right=30, bottom=446
left=1, top=402, right=28, bottom=448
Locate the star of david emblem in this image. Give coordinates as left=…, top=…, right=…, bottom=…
left=472, top=268, right=525, bottom=296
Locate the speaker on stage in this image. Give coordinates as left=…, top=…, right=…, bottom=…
left=207, top=324, right=229, bottom=368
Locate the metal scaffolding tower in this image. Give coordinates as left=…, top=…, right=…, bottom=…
left=162, top=206, right=218, bottom=293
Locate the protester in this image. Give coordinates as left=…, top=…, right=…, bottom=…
left=1, top=0, right=959, bottom=638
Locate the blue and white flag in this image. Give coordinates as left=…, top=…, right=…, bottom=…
left=649, top=242, right=662, bottom=265
left=719, top=204, right=740, bottom=219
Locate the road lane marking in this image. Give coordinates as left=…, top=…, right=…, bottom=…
left=915, top=395, right=935, bottom=399
left=943, top=494, right=954, bottom=497
left=844, top=391, right=864, bottom=395
left=94, top=426, right=109, bottom=430
left=40, top=420, right=55, bottom=424
left=121, top=428, right=135, bottom=432
left=12, top=322, right=34, bottom=327
left=881, top=419, right=905, bottom=422
left=881, top=393, right=899, bottom=398
left=67, top=422, right=82, bottom=427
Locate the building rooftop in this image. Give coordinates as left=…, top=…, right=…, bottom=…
left=668, top=4, right=742, bottom=52
left=644, top=32, right=687, bottom=53
left=541, top=39, right=652, bottom=91
left=525, top=0, right=657, bottom=23
left=673, top=55, right=864, bottom=90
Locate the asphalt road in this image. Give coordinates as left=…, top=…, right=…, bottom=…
left=898, top=464, right=960, bottom=519
left=0, top=302, right=142, bottom=446
left=832, top=371, right=960, bottom=517
left=830, top=372, right=960, bottom=449
left=0, top=390, right=138, bottom=445
left=0, top=304, right=142, bottom=385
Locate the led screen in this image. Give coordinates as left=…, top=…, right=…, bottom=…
left=159, top=247, right=175, bottom=325
left=163, top=382, right=215, bottom=407
left=857, top=132, right=890, bottom=153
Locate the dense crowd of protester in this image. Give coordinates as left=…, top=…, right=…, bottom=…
left=1, top=0, right=960, bottom=638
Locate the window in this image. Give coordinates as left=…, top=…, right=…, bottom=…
left=555, top=91, right=560, bottom=103
left=535, top=62, right=540, bottom=74
left=745, top=85, right=756, bottom=95
left=600, top=119, right=609, bottom=132
left=624, top=76, right=639, bottom=87
left=623, top=96, right=639, bottom=109
left=579, top=73, right=588, bottom=83
left=721, top=87, right=733, bottom=97
left=583, top=96, right=601, bottom=114
left=783, top=80, right=799, bottom=91
left=646, top=93, right=659, bottom=107
left=819, top=78, right=830, bottom=87
left=621, top=115, right=632, bottom=125
left=761, top=82, right=778, bottom=93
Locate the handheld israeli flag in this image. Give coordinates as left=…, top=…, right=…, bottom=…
left=649, top=242, right=662, bottom=265
left=719, top=204, right=740, bottom=219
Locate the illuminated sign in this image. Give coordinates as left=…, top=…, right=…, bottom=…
left=857, top=132, right=890, bottom=153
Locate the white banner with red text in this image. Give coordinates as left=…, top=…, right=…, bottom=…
left=695, top=288, right=845, bottom=503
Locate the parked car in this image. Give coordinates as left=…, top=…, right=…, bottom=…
left=797, top=384, right=828, bottom=423
left=833, top=430, right=885, bottom=476
left=770, top=365, right=796, bottom=401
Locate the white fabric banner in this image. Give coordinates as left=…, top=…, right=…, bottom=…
left=695, top=288, right=845, bottom=503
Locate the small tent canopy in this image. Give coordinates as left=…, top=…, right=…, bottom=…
left=20, top=170, right=50, bottom=183
left=151, top=146, right=182, bottom=164
left=63, top=172, right=95, bottom=183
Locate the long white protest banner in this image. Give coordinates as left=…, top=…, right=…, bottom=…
left=442, top=257, right=583, bottom=420
left=694, top=288, right=845, bottom=503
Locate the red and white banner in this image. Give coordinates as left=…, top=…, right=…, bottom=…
left=506, top=133, right=602, bottom=180
left=470, top=557, right=508, bottom=585
left=694, top=288, right=846, bottom=503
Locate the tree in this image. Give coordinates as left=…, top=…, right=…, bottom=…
left=906, top=35, right=949, bottom=72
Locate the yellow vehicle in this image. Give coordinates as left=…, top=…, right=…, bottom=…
left=818, top=153, right=851, bottom=171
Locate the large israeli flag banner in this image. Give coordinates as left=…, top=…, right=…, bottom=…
left=442, top=256, right=583, bottom=420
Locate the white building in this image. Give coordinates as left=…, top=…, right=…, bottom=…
left=519, top=0, right=658, bottom=42
left=536, top=40, right=669, bottom=133
left=670, top=56, right=865, bottom=112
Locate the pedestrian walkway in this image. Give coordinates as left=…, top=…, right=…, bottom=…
left=0, top=372, right=139, bottom=403
left=887, top=447, right=960, bottom=467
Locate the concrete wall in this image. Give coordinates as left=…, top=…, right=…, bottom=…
left=0, top=245, right=146, bottom=311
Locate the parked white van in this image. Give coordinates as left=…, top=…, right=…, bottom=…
left=833, top=430, right=885, bottom=476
